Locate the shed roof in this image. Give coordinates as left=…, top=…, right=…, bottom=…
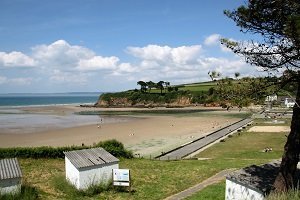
left=64, top=147, right=119, bottom=169
left=226, top=160, right=300, bottom=195
left=0, top=158, right=22, bottom=180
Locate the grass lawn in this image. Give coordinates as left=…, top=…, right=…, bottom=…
left=19, top=158, right=249, bottom=200
left=13, top=119, right=289, bottom=199
left=185, top=181, right=226, bottom=200
left=186, top=125, right=289, bottom=200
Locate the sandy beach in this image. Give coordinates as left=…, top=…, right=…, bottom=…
left=0, top=105, right=244, bottom=156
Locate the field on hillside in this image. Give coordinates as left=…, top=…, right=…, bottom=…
left=179, top=82, right=216, bottom=92
left=149, top=81, right=216, bottom=94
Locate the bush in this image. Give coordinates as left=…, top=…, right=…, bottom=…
left=0, top=146, right=86, bottom=159
left=95, top=139, right=133, bottom=158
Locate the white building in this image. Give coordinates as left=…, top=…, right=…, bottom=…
left=0, top=158, right=22, bottom=195
left=64, top=147, right=119, bottom=190
left=225, top=161, right=280, bottom=200
left=265, top=94, right=277, bottom=102
left=284, top=97, right=295, bottom=108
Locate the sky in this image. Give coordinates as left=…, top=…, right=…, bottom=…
left=0, top=0, right=264, bottom=93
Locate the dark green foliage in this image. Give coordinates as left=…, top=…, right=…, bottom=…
left=95, top=139, right=133, bottom=158
left=0, top=146, right=84, bottom=159
left=99, top=90, right=191, bottom=106
left=0, top=140, right=133, bottom=159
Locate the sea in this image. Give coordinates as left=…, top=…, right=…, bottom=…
left=0, top=92, right=101, bottom=107
left=0, top=92, right=131, bottom=134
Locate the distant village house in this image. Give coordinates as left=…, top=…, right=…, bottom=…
left=64, top=147, right=119, bottom=190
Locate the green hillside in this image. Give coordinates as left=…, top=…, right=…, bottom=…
left=96, top=78, right=296, bottom=107
left=95, top=80, right=223, bottom=107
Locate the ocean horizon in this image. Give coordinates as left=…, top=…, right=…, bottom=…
left=0, top=92, right=135, bottom=135
left=0, top=92, right=102, bottom=107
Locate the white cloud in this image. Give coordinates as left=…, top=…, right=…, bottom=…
left=32, top=40, right=95, bottom=69
left=205, top=34, right=236, bottom=53
left=127, top=45, right=171, bottom=61
left=220, top=45, right=232, bottom=53
left=0, top=39, right=259, bottom=91
left=204, top=34, right=221, bottom=46
left=77, top=56, right=119, bottom=71
left=49, top=70, right=88, bottom=85
left=117, top=63, right=136, bottom=73
left=122, top=42, right=257, bottom=84
left=0, top=76, right=33, bottom=85
left=0, top=51, right=36, bottom=67
left=127, top=44, right=202, bottom=65
left=171, top=45, right=201, bottom=64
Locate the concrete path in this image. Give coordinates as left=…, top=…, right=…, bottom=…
left=156, top=118, right=252, bottom=160
left=164, top=169, right=234, bottom=200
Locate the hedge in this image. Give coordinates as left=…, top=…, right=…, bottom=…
left=0, top=139, right=133, bottom=159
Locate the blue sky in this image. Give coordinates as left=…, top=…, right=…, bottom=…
left=0, top=0, right=263, bottom=93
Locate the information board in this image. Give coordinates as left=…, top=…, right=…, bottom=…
left=112, top=169, right=130, bottom=187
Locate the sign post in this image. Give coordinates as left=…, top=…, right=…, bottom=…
left=112, top=169, right=131, bottom=192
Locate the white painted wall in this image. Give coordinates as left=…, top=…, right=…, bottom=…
left=79, top=162, right=119, bottom=190
left=225, top=179, right=265, bottom=200
left=0, top=178, right=21, bottom=195
left=65, top=157, right=119, bottom=190
left=65, top=157, right=80, bottom=189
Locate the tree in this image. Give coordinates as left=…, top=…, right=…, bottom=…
left=215, top=75, right=274, bottom=110
left=164, top=81, right=170, bottom=93
left=156, top=81, right=165, bottom=95
left=208, top=70, right=221, bottom=81
left=146, top=81, right=156, bottom=93
left=137, top=81, right=147, bottom=93
left=234, top=72, right=240, bottom=80
left=221, top=0, right=300, bottom=192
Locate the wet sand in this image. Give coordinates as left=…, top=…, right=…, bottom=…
left=0, top=105, right=243, bottom=156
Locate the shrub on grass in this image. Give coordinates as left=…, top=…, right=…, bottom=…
left=95, top=139, right=133, bottom=158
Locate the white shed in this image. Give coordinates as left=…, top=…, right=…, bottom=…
left=225, top=161, right=281, bottom=200
left=0, top=158, right=22, bottom=195
left=64, top=147, right=119, bottom=190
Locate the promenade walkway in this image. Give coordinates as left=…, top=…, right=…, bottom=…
left=156, top=118, right=252, bottom=160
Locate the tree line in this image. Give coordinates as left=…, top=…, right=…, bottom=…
left=136, top=80, right=178, bottom=94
